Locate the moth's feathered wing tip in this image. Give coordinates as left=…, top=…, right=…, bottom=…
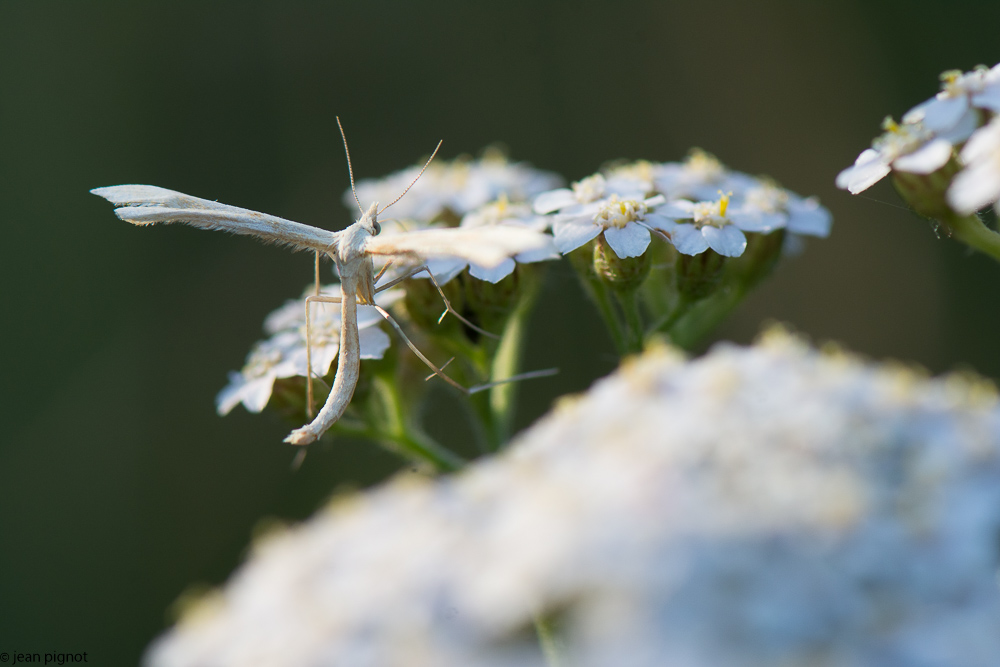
left=90, top=184, right=173, bottom=206
left=90, top=185, right=118, bottom=200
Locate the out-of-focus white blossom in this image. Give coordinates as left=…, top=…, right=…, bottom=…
left=948, top=115, right=1000, bottom=215
left=349, top=148, right=562, bottom=222
left=603, top=159, right=658, bottom=195
left=653, top=149, right=758, bottom=201
left=904, top=64, right=1000, bottom=134
left=739, top=180, right=833, bottom=238
left=215, top=285, right=400, bottom=416
left=150, top=330, right=1000, bottom=667
left=836, top=115, right=976, bottom=194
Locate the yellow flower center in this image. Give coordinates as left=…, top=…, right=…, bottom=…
left=594, top=195, right=646, bottom=229
left=745, top=183, right=788, bottom=213
left=691, top=192, right=732, bottom=228
left=685, top=149, right=724, bottom=181
left=572, top=174, right=607, bottom=203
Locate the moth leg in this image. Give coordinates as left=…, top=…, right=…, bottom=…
left=372, top=303, right=559, bottom=396
left=313, top=251, right=322, bottom=297
left=303, top=293, right=343, bottom=418
left=373, top=259, right=393, bottom=285
left=371, top=304, right=469, bottom=393
left=373, top=264, right=500, bottom=340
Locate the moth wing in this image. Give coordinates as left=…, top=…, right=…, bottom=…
left=363, top=226, right=556, bottom=268
left=91, top=185, right=338, bottom=254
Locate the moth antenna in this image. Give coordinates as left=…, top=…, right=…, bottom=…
left=336, top=116, right=364, bottom=215
left=378, top=139, right=443, bottom=216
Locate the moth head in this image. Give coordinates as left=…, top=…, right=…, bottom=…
left=361, top=201, right=381, bottom=235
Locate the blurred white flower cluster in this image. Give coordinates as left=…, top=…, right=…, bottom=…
left=535, top=150, right=831, bottom=260
left=151, top=329, right=1000, bottom=667
left=215, top=285, right=401, bottom=416
left=837, top=63, right=1000, bottom=216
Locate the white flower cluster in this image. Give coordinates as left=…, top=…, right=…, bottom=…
left=348, top=147, right=563, bottom=222
left=149, top=330, right=1000, bottom=667
left=838, top=63, right=1000, bottom=215
left=349, top=151, right=562, bottom=284
left=215, top=285, right=400, bottom=415
left=535, top=150, right=831, bottom=260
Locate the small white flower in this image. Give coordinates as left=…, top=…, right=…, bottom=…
left=947, top=115, right=1000, bottom=215
left=216, top=285, right=399, bottom=416
left=532, top=172, right=646, bottom=215
left=647, top=192, right=749, bottom=257
left=653, top=149, right=758, bottom=201
left=549, top=193, right=667, bottom=259
left=349, top=149, right=562, bottom=222
left=738, top=181, right=833, bottom=238
left=903, top=64, right=1000, bottom=134
left=836, top=114, right=975, bottom=194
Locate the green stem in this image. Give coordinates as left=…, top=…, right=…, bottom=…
left=588, top=279, right=628, bottom=355
left=488, top=279, right=540, bottom=449
left=367, top=374, right=465, bottom=473
left=945, top=213, right=1000, bottom=262
left=616, top=290, right=645, bottom=354
left=567, top=245, right=627, bottom=355
left=650, top=295, right=692, bottom=338
left=534, top=614, right=564, bottom=667
left=667, top=284, right=746, bottom=349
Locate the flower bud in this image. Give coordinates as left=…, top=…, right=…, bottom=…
left=463, top=265, right=540, bottom=335
left=891, top=156, right=962, bottom=220
left=593, top=235, right=651, bottom=293
left=402, top=275, right=466, bottom=337
left=675, top=249, right=726, bottom=301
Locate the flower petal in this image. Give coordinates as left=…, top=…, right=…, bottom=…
left=359, top=326, right=391, bottom=360
left=973, top=86, right=1000, bottom=113
left=669, top=224, right=709, bottom=255
left=532, top=189, right=577, bottom=214
left=904, top=96, right=968, bottom=133
left=424, top=258, right=468, bottom=284
left=552, top=219, right=602, bottom=254
left=959, top=118, right=1000, bottom=164
left=702, top=225, right=747, bottom=257
left=892, top=138, right=952, bottom=174
left=515, top=243, right=561, bottom=263
left=729, top=210, right=785, bottom=233
left=216, top=372, right=248, bottom=416
left=652, top=200, right=697, bottom=219
left=241, top=376, right=278, bottom=414
left=947, top=160, right=1000, bottom=214
left=785, top=198, right=832, bottom=238
left=938, top=108, right=979, bottom=144
left=469, top=257, right=516, bottom=283
left=603, top=222, right=651, bottom=259
left=642, top=212, right=678, bottom=232
left=836, top=149, right=891, bottom=194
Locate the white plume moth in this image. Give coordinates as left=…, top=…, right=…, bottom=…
left=92, top=118, right=556, bottom=445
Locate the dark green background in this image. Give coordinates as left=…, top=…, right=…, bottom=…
left=2, top=1, right=999, bottom=663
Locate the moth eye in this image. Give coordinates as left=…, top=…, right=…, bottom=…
left=372, top=221, right=381, bottom=235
